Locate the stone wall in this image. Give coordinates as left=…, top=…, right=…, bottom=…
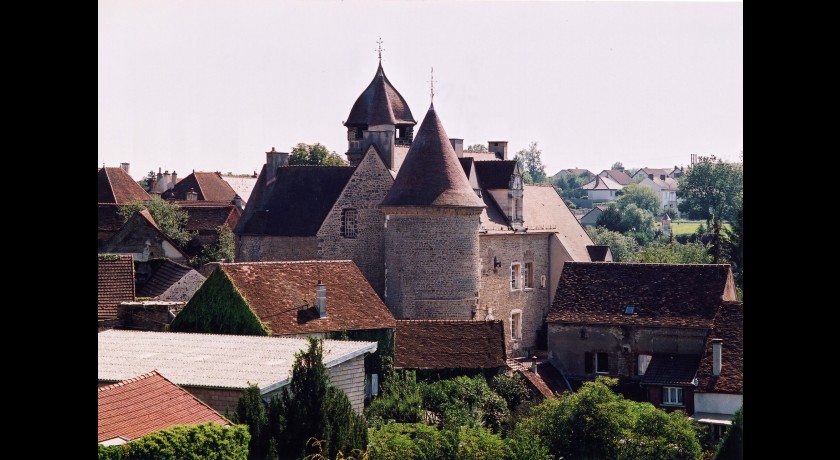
left=236, top=235, right=318, bottom=262
left=479, top=233, right=551, bottom=357
left=117, top=301, right=185, bottom=331
left=383, top=206, right=482, bottom=320
left=183, top=386, right=243, bottom=416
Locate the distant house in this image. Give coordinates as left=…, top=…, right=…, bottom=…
left=98, top=330, right=377, bottom=413
left=631, top=167, right=673, bottom=182
left=638, top=176, right=680, bottom=211
left=98, top=254, right=136, bottom=328
left=553, top=168, right=594, bottom=181
left=101, top=209, right=189, bottom=263
left=98, top=164, right=151, bottom=204
left=177, top=202, right=242, bottom=258
left=545, top=262, right=738, bottom=408
left=136, top=258, right=206, bottom=302
left=581, top=175, right=624, bottom=203
left=598, top=169, right=634, bottom=186
left=162, top=171, right=241, bottom=204
left=579, top=205, right=607, bottom=227
left=394, top=320, right=507, bottom=374
left=98, top=370, right=230, bottom=446
left=692, top=301, right=743, bottom=440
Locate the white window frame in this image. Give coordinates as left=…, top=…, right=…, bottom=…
left=595, top=352, right=609, bottom=374
left=662, top=386, right=684, bottom=406
left=510, top=263, right=522, bottom=290
left=510, top=309, right=522, bottom=340
left=342, top=208, right=358, bottom=238
left=523, top=262, right=534, bottom=289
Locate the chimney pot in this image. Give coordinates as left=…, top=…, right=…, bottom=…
left=712, top=338, right=722, bottom=377
left=120, top=163, right=130, bottom=174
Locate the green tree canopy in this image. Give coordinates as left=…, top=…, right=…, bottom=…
left=633, top=241, right=713, bottom=264
left=190, top=224, right=235, bottom=266
left=467, top=143, right=488, bottom=152
left=714, top=406, right=742, bottom=460
left=289, top=143, right=348, bottom=166
left=615, top=183, right=661, bottom=215
left=514, top=141, right=547, bottom=184
left=677, top=155, right=743, bottom=224
left=586, top=226, right=639, bottom=262
left=611, top=162, right=625, bottom=171
left=118, top=197, right=194, bottom=247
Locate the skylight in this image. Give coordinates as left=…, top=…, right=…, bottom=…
left=624, top=305, right=635, bottom=315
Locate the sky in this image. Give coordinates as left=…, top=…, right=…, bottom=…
left=98, top=0, right=742, bottom=180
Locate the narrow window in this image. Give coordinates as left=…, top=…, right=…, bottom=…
left=341, top=209, right=358, bottom=238
left=595, top=352, right=609, bottom=374
left=510, top=311, right=522, bottom=340
left=511, top=263, right=521, bottom=290
left=523, top=262, right=534, bottom=288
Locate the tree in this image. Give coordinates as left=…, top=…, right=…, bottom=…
left=191, top=224, right=236, bottom=266
left=586, top=226, right=639, bottom=262
left=513, top=141, right=547, bottom=184
left=289, top=143, right=348, bottom=166
left=594, top=203, right=656, bottom=243
left=633, top=241, right=713, bottom=264
left=467, top=143, right=488, bottom=152
left=233, top=385, right=271, bottom=460
left=677, top=155, right=743, bottom=225
left=723, top=202, right=743, bottom=291
left=615, top=183, right=661, bottom=215
left=118, top=197, right=194, bottom=247
left=365, top=369, right=424, bottom=424
left=714, top=406, right=742, bottom=460
left=611, top=162, right=625, bottom=171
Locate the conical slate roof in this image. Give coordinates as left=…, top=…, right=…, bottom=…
left=345, top=63, right=416, bottom=127
left=381, top=104, right=485, bottom=208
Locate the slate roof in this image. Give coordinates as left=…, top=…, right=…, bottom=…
left=98, top=330, right=377, bottom=391
left=98, top=204, right=125, bottom=247
left=234, top=166, right=355, bottom=236
left=213, top=261, right=395, bottom=335
left=696, top=301, right=743, bottom=394
left=163, top=171, right=239, bottom=202
left=345, top=63, right=415, bottom=127
left=98, top=370, right=229, bottom=443
left=137, top=259, right=197, bottom=298
left=599, top=170, right=634, bottom=185
left=474, top=160, right=517, bottom=189
left=381, top=104, right=485, bottom=208
left=586, top=245, right=611, bottom=262
left=98, top=167, right=151, bottom=204
left=640, top=354, right=701, bottom=386
left=98, top=254, right=135, bottom=320
left=394, top=320, right=506, bottom=369
left=547, top=262, right=737, bottom=328
left=581, top=175, right=623, bottom=190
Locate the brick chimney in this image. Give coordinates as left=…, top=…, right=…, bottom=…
left=120, top=163, right=130, bottom=175
left=266, top=147, right=289, bottom=183
left=315, top=280, right=327, bottom=318
left=449, top=138, right=464, bottom=158
left=712, top=338, right=722, bottom=376
left=186, top=187, right=198, bottom=201
left=489, top=141, right=508, bottom=160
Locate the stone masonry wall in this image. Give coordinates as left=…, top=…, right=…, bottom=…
left=383, top=207, right=482, bottom=320
left=182, top=386, right=243, bottom=416
left=478, top=233, right=551, bottom=357
left=317, top=150, right=393, bottom=297
left=236, top=235, right=318, bottom=262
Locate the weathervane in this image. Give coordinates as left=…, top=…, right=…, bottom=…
left=376, top=37, right=385, bottom=62
left=428, top=67, right=438, bottom=101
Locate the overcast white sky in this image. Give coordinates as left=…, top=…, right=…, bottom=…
left=98, top=0, right=742, bottom=179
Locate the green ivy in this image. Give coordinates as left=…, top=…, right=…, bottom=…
left=98, top=423, right=250, bottom=460
left=169, top=269, right=270, bottom=335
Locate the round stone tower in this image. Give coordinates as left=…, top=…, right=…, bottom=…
left=380, top=103, right=486, bottom=320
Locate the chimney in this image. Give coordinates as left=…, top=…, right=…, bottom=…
left=120, top=163, right=130, bottom=174
left=660, top=174, right=666, bottom=181
left=186, top=187, right=198, bottom=201
left=172, top=170, right=178, bottom=187
left=232, top=194, right=243, bottom=209
left=315, top=280, right=327, bottom=318
left=712, top=338, right=722, bottom=376
left=449, top=138, right=464, bottom=158
left=266, top=147, right=289, bottom=183
left=489, top=141, right=508, bottom=160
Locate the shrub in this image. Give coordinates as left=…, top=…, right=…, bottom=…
left=490, top=373, right=531, bottom=412
left=98, top=423, right=250, bottom=460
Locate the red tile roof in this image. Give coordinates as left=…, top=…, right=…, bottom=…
left=547, top=262, right=737, bottom=328
left=98, top=255, right=135, bottom=320
left=345, top=63, right=416, bottom=127
left=163, top=171, right=239, bottom=202
left=98, top=167, right=151, bottom=204
left=217, top=261, right=395, bottom=335
left=382, top=104, right=485, bottom=208
left=696, top=301, right=743, bottom=394
left=98, top=370, right=229, bottom=443
left=394, top=320, right=506, bottom=369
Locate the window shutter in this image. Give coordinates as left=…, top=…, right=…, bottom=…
left=584, top=352, right=593, bottom=373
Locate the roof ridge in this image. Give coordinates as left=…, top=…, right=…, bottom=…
left=396, top=319, right=503, bottom=325
left=220, top=260, right=354, bottom=266
left=99, top=329, right=379, bottom=345
left=98, top=369, right=160, bottom=391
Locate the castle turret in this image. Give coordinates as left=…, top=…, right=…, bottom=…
left=344, top=63, right=416, bottom=169
left=380, top=103, right=485, bottom=319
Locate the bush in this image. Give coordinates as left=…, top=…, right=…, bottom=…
left=98, top=423, right=251, bottom=460
left=367, top=422, right=507, bottom=460
left=420, top=375, right=510, bottom=433
left=365, top=370, right=423, bottom=423
left=490, top=373, right=531, bottom=412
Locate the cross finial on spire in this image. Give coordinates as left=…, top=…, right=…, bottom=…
left=428, top=67, right=438, bottom=101
left=375, top=37, right=385, bottom=62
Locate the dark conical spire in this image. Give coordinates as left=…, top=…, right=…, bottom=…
left=381, top=104, right=485, bottom=208
left=345, top=63, right=416, bottom=127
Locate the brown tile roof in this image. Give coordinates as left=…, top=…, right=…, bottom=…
left=180, top=204, right=241, bottom=233
left=394, top=320, right=506, bottom=369
left=547, top=262, right=737, bottom=328
left=696, top=301, right=743, bottom=394
left=218, top=261, right=395, bottom=334
left=599, top=170, right=633, bottom=186
left=581, top=175, right=623, bottom=190
left=98, top=370, right=229, bottom=443
left=235, top=166, right=355, bottom=236
left=163, top=171, right=239, bottom=202
left=98, top=254, right=135, bottom=320
left=98, top=204, right=125, bottom=247
left=137, top=259, right=197, bottom=298
left=640, top=354, right=701, bottom=386
left=345, top=63, right=416, bottom=127
left=382, top=104, right=485, bottom=208
left=98, top=167, right=151, bottom=204
left=474, top=160, right=517, bottom=189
